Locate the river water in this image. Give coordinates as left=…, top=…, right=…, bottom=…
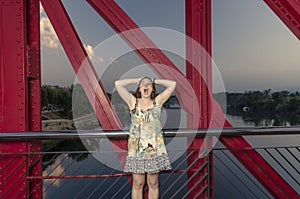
left=43, top=109, right=300, bottom=198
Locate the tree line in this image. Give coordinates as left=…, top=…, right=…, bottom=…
left=42, top=85, right=300, bottom=123
left=41, top=85, right=177, bottom=127
left=214, top=89, right=300, bottom=119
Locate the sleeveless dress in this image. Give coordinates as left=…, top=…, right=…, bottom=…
left=124, top=99, right=172, bottom=174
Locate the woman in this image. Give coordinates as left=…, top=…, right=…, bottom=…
left=115, top=77, right=176, bottom=199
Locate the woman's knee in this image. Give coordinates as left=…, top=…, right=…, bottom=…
left=133, top=175, right=145, bottom=190
left=147, top=175, right=159, bottom=189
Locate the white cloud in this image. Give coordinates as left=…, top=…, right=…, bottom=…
left=84, top=44, right=94, bottom=58
left=39, top=4, right=104, bottom=65
left=84, top=44, right=104, bottom=64
left=40, top=2, right=44, bottom=14
left=40, top=16, right=59, bottom=49
left=43, top=155, right=65, bottom=188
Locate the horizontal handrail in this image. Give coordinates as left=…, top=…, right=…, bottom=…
left=0, top=126, right=300, bottom=140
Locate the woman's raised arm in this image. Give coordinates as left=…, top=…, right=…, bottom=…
left=115, top=78, right=140, bottom=108
left=154, top=79, right=176, bottom=106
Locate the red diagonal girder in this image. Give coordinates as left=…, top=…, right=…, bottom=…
left=40, top=1, right=300, bottom=197
left=220, top=135, right=300, bottom=199
left=87, top=0, right=198, bottom=116
left=40, top=0, right=128, bottom=162
left=86, top=0, right=299, bottom=198
left=264, top=0, right=300, bottom=40
left=40, top=0, right=122, bottom=130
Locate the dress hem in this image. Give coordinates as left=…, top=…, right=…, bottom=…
left=124, top=154, right=172, bottom=174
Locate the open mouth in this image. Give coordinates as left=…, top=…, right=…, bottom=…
left=144, top=88, right=149, bottom=95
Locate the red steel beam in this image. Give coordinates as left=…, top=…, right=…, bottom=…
left=186, top=1, right=299, bottom=198
left=264, top=0, right=300, bottom=40
left=41, top=0, right=299, bottom=198
left=186, top=0, right=213, bottom=198
left=40, top=0, right=127, bottom=176
left=220, top=135, right=300, bottom=199
left=186, top=0, right=212, bottom=127
left=219, top=1, right=300, bottom=197
left=86, top=1, right=226, bottom=198
left=86, top=0, right=300, bottom=198
left=0, top=0, right=42, bottom=198
left=40, top=0, right=122, bottom=131
left=27, top=0, right=42, bottom=197
left=0, top=1, right=27, bottom=198
left=87, top=0, right=196, bottom=116
left=86, top=0, right=229, bottom=128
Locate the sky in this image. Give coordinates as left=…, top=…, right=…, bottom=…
left=40, top=0, right=300, bottom=93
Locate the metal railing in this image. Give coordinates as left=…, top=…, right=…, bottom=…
left=1, top=127, right=300, bottom=198
left=1, top=126, right=300, bottom=139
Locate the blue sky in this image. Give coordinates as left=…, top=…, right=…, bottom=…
left=40, top=0, right=300, bottom=93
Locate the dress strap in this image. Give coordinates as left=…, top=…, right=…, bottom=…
left=135, top=98, right=138, bottom=108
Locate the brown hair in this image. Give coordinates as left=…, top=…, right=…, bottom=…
left=132, top=77, right=158, bottom=99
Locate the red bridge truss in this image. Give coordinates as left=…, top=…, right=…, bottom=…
left=0, top=0, right=299, bottom=198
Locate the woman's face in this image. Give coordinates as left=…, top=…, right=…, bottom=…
left=139, top=78, right=153, bottom=98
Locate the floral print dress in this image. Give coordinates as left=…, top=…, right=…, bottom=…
left=124, top=99, right=172, bottom=174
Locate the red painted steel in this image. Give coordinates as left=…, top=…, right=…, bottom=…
left=216, top=1, right=300, bottom=197
left=0, top=0, right=42, bottom=198
left=0, top=0, right=299, bottom=198
left=0, top=0, right=27, bottom=132
left=220, top=135, right=300, bottom=199
left=26, top=169, right=190, bottom=179
left=38, top=3, right=129, bottom=188
left=87, top=0, right=228, bottom=127
left=86, top=0, right=228, bottom=128
left=27, top=0, right=42, bottom=197
left=87, top=0, right=195, bottom=116
left=186, top=0, right=213, bottom=198
left=0, top=1, right=28, bottom=198
left=264, top=0, right=300, bottom=40
left=40, top=0, right=122, bottom=131
left=87, top=0, right=299, bottom=198
left=86, top=1, right=216, bottom=198
left=39, top=0, right=127, bottom=163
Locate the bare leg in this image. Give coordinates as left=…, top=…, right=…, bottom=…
left=132, top=173, right=145, bottom=199
left=147, top=173, right=159, bottom=199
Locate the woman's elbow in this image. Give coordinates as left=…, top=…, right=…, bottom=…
left=172, top=81, right=177, bottom=89
left=115, top=80, right=120, bottom=87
